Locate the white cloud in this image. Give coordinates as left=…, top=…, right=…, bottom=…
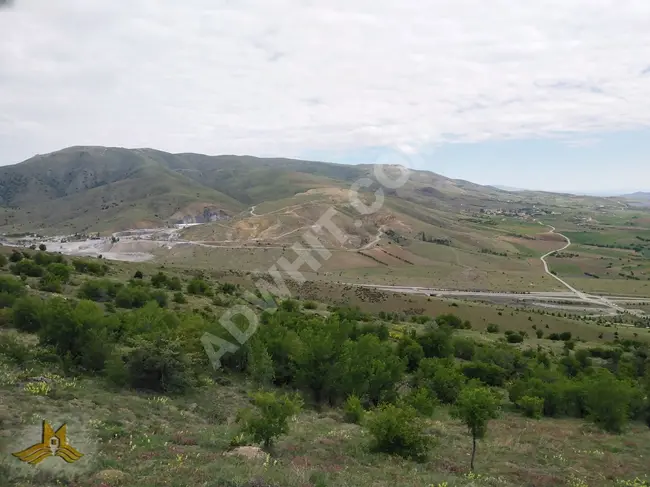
left=1, top=0, right=650, bottom=163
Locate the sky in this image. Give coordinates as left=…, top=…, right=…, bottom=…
left=1, top=0, right=649, bottom=193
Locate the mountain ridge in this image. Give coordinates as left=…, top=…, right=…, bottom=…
left=0, top=146, right=623, bottom=234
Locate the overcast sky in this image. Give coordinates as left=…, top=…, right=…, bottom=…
left=1, top=0, right=649, bottom=192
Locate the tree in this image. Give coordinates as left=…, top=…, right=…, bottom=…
left=415, top=358, right=465, bottom=404
left=397, top=336, right=425, bottom=372
left=236, top=391, right=303, bottom=450
left=39, top=244, right=47, bottom=251
left=451, top=385, right=500, bottom=470
left=583, top=369, right=635, bottom=433
left=133, top=270, right=144, bottom=279
left=337, top=334, right=406, bottom=406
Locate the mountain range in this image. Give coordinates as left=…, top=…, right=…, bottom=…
left=0, top=146, right=631, bottom=235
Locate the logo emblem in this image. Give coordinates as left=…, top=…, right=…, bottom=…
left=12, top=421, right=84, bottom=465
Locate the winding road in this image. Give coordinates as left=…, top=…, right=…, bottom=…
left=536, top=221, right=630, bottom=314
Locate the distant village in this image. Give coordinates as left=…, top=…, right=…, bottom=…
left=478, top=206, right=557, bottom=218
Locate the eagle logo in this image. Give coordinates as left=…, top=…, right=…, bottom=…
left=12, top=421, right=84, bottom=465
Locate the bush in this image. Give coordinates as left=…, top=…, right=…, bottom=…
left=166, top=276, right=182, bottom=291
left=487, top=324, right=500, bottom=333
left=415, top=358, right=465, bottom=404
left=38, top=299, right=113, bottom=371
left=517, top=395, right=544, bottom=419
left=151, top=271, right=168, bottom=288
left=583, top=369, right=635, bottom=433
left=401, top=387, right=438, bottom=417
left=78, top=279, right=123, bottom=302
left=367, top=404, right=432, bottom=461
left=559, top=331, right=572, bottom=341
left=343, top=395, right=365, bottom=424
left=506, top=333, right=524, bottom=344
left=303, top=300, right=318, bottom=310
left=39, top=244, right=47, bottom=251
left=187, top=278, right=211, bottom=296
left=536, top=330, right=544, bottom=339
left=0, top=332, right=33, bottom=364
left=462, top=362, right=507, bottom=387
left=72, top=259, right=107, bottom=276
left=0, top=275, right=25, bottom=297
left=39, top=274, right=62, bottom=293
left=133, top=270, right=144, bottom=279
left=10, top=259, right=44, bottom=277
left=11, top=295, right=44, bottom=333
left=236, top=391, right=303, bottom=449
left=0, top=254, right=7, bottom=267
left=9, top=250, right=24, bottom=263
left=397, top=336, right=425, bottom=372
left=173, top=292, right=187, bottom=304
left=115, top=286, right=152, bottom=309
left=125, top=339, right=192, bottom=393
left=150, top=290, right=168, bottom=308
left=47, top=263, right=72, bottom=283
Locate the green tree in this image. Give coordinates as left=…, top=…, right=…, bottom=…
left=397, top=336, right=425, bottom=372
left=0, top=254, right=8, bottom=267
left=39, top=244, right=47, bottom=251
left=247, top=338, right=275, bottom=387
left=338, top=334, right=406, bottom=406
left=451, top=385, right=500, bottom=470
left=236, top=391, right=303, bottom=450
left=583, top=369, right=635, bottom=433
left=366, top=404, right=432, bottom=461
left=415, top=358, right=466, bottom=404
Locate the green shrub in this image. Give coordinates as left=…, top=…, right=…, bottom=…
left=583, top=369, right=635, bottom=433
left=506, top=333, right=524, bottom=344
left=462, top=362, right=507, bottom=387
left=536, top=330, right=544, bottom=339
left=236, top=391, right=303, bottom=449
left=149, top=290, right=168, bottom=308
left=115, top=286, right=151, bottom=309
left=402, top=387, right=438, bottom=417
left=151, top=272, right=168, bottom=288
left=343, top=395, right=365, bottom=424
left=9, top=250, right=24, bottom=263
left=133, top=270, right=144, bottom=279
left=367, top=404, right=432, bottom=461
left=187, top=278, right=212, bottom=296
left=11, top=295, right=45, bottom=333
left=397, top=336, right=425, bottom=372
left=38, top=298, right=113, bottom=371
left=0, top=254, right=8, bottom=267
left=72, top=259, right=108, bottom=276
left=517, top=395, right=544, bottom=419
left=0, top=332, right=33, bottom=364
left=415, top=358, right=465, bottom=404
left=303, top=300, right=318, bottom=310
left=10, top=259, right=44, bottom=277
left=39, top=273, right=63, bottom=293
left=487, top=324, right=500, bottom=333
left=47, top=263, right=72, bottom=283
left=0, top=275, right=25, bottom=297
left=166, top=276, right=182, bottom=291
left=124, top=339, right=192, bottom=393
left=173, top=292, right=187, bottom=304
left=77, top=279, right=123, bottom=302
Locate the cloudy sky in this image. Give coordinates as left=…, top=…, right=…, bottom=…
left=1, top=0, right=649, bottom=193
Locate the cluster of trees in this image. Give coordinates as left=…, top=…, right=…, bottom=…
left=1, top=249, right=650, bottom=467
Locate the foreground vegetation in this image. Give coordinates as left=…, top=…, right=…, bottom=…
left=1, top=248, right=650, bottom=487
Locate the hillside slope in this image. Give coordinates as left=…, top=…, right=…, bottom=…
left=0, top=146, right=623, bottom=234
